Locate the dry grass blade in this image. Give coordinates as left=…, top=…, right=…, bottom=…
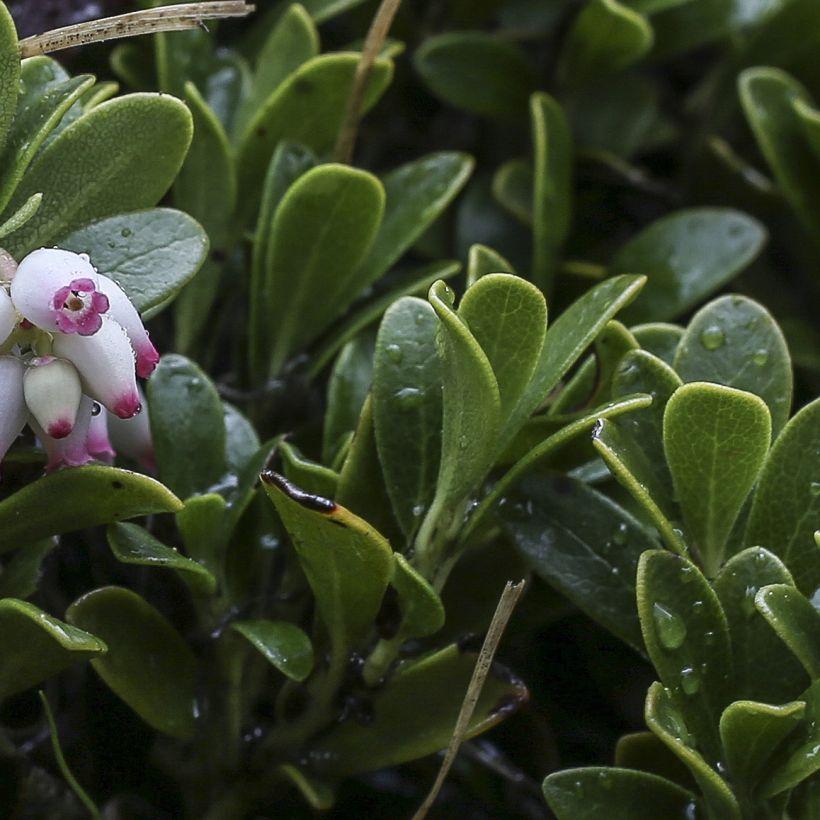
left=19, top=2, right=255, bottom=57
left=411, top=579, right=527, bottom=820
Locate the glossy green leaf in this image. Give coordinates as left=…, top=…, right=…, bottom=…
left=352, top=152, right=473, bottom=288
left=559, top=0, right=653, bottom=87
left=0, top=193, right=41, bottom=240
left=308, top=644, right=527, bottom=777
left=647, top=0, right=735, bottom=58
left=373, top=297, right=442, bottom=540
left=796, top=97, right=820, bottom=162
left=414, top=32, right=536, bottom=121
left=66, top=586, right=198, bottom=739
left=714, top=548, right=807, bottom=704
left=261, top=164, right=385, bottom=377
left=4, top=94, right=193, bottom=257
left=176, top=493, right=228, bottom=583
left=0, top=538, right=56, bottom=599
left=237, top=53, right=393, bottom=209
left=631, top=322, right=684, bottom=365
left=503, top=274, right=645, bottom=450
left=739, top=67, right=820, bottom=236
left=663, top=383, right=771, bottom=575
left=0, top=2, right=18, bottom=157
left=492, top=159, right=532, bottom=225
left=745, top=398, right=820, bottom=596
left=502, top=470, right=658, bottom=651
left=148, top=355, right=226, bottom=501
left=236, top=3, right=319, bottom=136
left=531, top=92, right=572, bottom=295
left=638, top=551, right=732, bottom=765
left=231, top=619, right=314, bottom=682
left=720, top=699, right=805, bottom=798
left=322, top=331, right=375, bottom=465
left=107, top=522, right=216, bottom=595
left=466, top=243, right=516, bottom=287
left=645, top=682, right=741, bottom=820
left=544, top=767, right=696, bottom=820
left=424, top=280, right=501, bottom=536
left=390, top=553, right=445, bottom=640
left=614, top=731, right=696, bottom=788
left=0, top=599, right=105, bottom=701
left=674, top=295, right=792, bottom=437
left=756, top=585, right=820, bottom=678
left=0, top=466, right=182, bottom=553
left=612, top=208, right=766, bottom=324
left=60, top=208, right=208, bottom=315
left=279, top=440, right=339, bottom=499
left=261, top=471, right=393, bottom=661
left=0, top=59, right=93, bottom=214
left=459, top=273, right=547, bottom=420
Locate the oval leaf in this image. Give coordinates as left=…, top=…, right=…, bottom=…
left=231, top=619, right=314, bottom=682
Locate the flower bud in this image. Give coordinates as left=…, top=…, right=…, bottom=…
left=23, top=356, right=82, bottom=439
left=31, top=396, right=95, bottom=472
left=0, top=355, right=28, bottom=464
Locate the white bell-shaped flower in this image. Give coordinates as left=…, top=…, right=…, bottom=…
left=0, top=356, right=28, bottom=464
left=30, top=396, right=95, bottom=471
left=0, top=288, right=17, bottom=346
left=23, top=356, right=82, bottom=439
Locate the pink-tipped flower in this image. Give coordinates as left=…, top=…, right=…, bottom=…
left=88, top=403, right=115, bottom=464
left=23, top=356, right=82, bottom=439
left=52, top=316, right=141, bottom=419
left=96, top=273, right=159, bottom=377
left=0, top=356, right=28, bottom=463
left=31, top=396, right=95, bottom=472
left=0, top=288, right=17, bottom=346
left=11, top=248, right=109, bottom=336
left=107, top=387, right=154, bottom=470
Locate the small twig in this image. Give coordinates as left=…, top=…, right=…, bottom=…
left=18, top=2, right=255, bottom=58
left=411, top=580, right=527, bottom=820
left=333, top=0, right=402, bottom=164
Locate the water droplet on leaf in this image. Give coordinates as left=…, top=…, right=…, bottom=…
left=700, top=326, right=725, bottom=350
left=680, top=666, right=700, bottom=695
left=752, top=349, right=769, bottom=366
left=385, top=344, right=402, bottom=363
left=653, top=603, right=686, bottom=649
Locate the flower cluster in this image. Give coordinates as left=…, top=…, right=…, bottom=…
left=0, top=248, right=157, bottom=471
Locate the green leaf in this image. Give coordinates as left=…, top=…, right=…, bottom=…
left=307, top=644, right=527, bottom=777
left=714, top=548, right=807, bottom=704
left=176, top=492, right=228, bottom=582
left=503, top=274, right=645, bottom=451
left=0, top=467, right=182, bottom=554
left=423, top=281, right=501, bottom=537
left=612, top=209, right=767, bottom=324
left=237, top=53, right=393, bottom=210
left=66, top=586, right=199, bottom=739
left=0, top=2, right=19, bottom=157
left=373, top=297, right=442, bottom=540
left=0, top=538, right=56, bottom=599
left=755, top=585, right=820, bottom=678
left=458, top=273, right=547, bottom=420
left=614, top=731, right=696, bottom=788
left=107, top=522, right=216, bottom=596
left=645, top=682, right=741, bottom=820
left=492, top=159, right=532, bottom=225
left=559, top=0, right=653, bottom=88
left=739, top=67, right=820, bottom=236
left=148, top=355, right=226, bottom=501
left=261, top=472, right=393, bottom=662
left=0, top=192, right=42, bottom=240
left=745, top=398, right=820, bottom=596
left=231, top=619, right=314, bottom=682
left=279, top=440, right=339, bottom=499
left=638, top=551, right=732, bottom=765
left=720, top=699, right=805, bottom=799
left=236, top=3, right=319, bottom=137
left=4, top=94, right=193, bottom=257
left=390, top=553, right=445, bottom=640
left=501, top=470, right=658, bottom=651
left=352, top=152, right=474, bottom=288
left=0, top=599, right=105, bottom=701
left=259, top=164, right=385, bottom=377
left=0, top=59, right=93, bottom=214
left=663, top=383, right=771, bottom=575
left=674, top=295, right=793, bottom=437
left=60, top=208, right=208, bottom=315
left=631, top=322, right=684, bottom=365
left=466, top=243, right=516, bottom=287
left=531, top=92, right=572, bottom=295
left=414, top=31, right=536, bottom=122
left=543, top=767, right=696, bottom=820
left=322, top=332, right=375, bottom=465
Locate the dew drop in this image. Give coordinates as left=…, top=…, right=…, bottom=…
left=613, top=522, right=628, bottom=545
left=78, top=252, right=90, bottom=262
left=412, top=504, right=425, bottom=518
left=598, top=770, right=613, bottom=790
left=458, top=434, right=468, bottom=450
left=121, top=227, right=132, bottom=238
left=385, top=344, right=402, bottom=363
left=699, top=326, right=725, bottom=350
left=652, top=603, right=686, bottom=649
left=742, top=584, right=758, bottom=618
left=752, top=349, right=769, bottom=366
left=395, top=386, right=422, bottom=409
left=809, top=587, right=820, bottom=612
left=680, top=666, right=700, bottom=695
left=810, top=481, right=820, bottom=497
